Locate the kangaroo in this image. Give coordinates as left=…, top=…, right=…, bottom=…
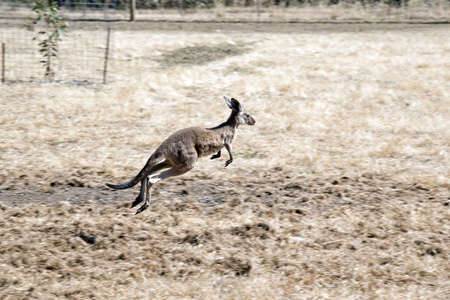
left=106, top=96, right=256, bottom=214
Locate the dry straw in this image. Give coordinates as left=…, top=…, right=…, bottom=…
left=0, top=23, right=450, bottom=298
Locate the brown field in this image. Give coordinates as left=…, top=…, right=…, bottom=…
left=1, top=22, right=450, bottom=299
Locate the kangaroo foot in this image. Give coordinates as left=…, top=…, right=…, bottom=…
left=225, top=159, right=233, bottom=167
left=131, top=196, right=144, bottom=208
left=135, top=203, right=150, bottom=215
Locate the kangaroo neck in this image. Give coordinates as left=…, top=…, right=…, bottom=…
left=208, top=111, right=240, bottom=131
left=226, top=111, right=240, bottom=129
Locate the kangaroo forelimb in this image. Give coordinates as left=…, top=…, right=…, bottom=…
left=211, top=150, right=221, bottom=160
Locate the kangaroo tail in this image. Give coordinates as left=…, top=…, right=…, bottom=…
left=106, top=181, right=136, bottom=190
left=106, top=154, right=164, bottom=190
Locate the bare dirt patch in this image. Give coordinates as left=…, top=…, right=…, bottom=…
left=158, top=42, right=250, bottom=66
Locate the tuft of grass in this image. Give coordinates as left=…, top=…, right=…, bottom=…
left=159, top=42, right=250, bottom=66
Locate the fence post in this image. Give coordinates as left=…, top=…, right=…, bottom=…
left=130, top=0, right=136, bottom=21
left=103, top=27, right=111, bottom=84
left=257, top=0, right=260, bottom=17
left=1, top=43, right=5, bottom=84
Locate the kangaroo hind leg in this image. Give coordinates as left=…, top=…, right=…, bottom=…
left=135, top=163, right=194, bottom=215
left=131, top=160, right=172, bottom=209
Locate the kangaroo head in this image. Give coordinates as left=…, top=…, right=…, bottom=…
left=224, top=96, right=256, bottom=126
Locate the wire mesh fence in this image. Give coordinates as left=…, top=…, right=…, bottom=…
left=0, top=1, right=119, bottom=19
left=131, top=0, right=450, bottom=22
left=1, top=0, right=448, bottom=21
left=1, top=24, right=114, bottom=83
left=0, top=2, right=115, bottom=84
left=0, top=0, right=448, bottom=83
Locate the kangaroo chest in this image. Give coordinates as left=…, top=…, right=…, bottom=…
left=195, top=127, right=236, bottom=158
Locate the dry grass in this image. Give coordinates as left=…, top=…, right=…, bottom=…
left=1, top=23, right=450, bottom=298
left=1, top=24, right=449, bottom=188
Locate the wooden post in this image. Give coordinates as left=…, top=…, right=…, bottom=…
left=257, top=0, right=260, bottom=17
left=130, top=0, right=136, bottom=21
left=401, top=0, right=407, bottom=19
left=179, top=0, right=184, bottom=15
left=103, top=27, right=111, bottom=84
left=1, top=43, right=5, bottom=84
left=47, top=44, right=52, bottom=82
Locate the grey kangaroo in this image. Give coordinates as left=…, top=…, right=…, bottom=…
left=106, top=97, right=256, bottom=214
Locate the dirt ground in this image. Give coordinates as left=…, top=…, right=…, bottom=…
left=1, top=17, right=447, bottom=33
left=111, top=20, right=441, bottom=33
left=1, top=21, right=450, bottom=299
left=1, top=170, right=449, bottom=299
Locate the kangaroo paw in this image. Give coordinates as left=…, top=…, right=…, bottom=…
left=136, top=203, right=150, bottom=215
left=131, top=196, right=144, bottom=208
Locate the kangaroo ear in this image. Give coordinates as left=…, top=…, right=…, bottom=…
left=230, top=98, right=242, bottom=112
left=224, top=96, right=234, bottom=110
left=224, top=96, right=241, bottom=112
